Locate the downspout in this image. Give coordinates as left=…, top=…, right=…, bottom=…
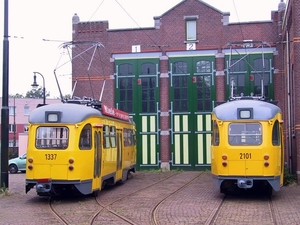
left=286, top=31, right=292, bottom=172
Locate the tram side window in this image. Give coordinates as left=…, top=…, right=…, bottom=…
left=133, top=130, right=136, bottom=145
left=124, top=128, right=134, bottom=146
left=103, top=125, right=111, bottom=148
left=212, top=121, right=219, bottom=146
left=36, top=126, right=68, bottom=149
left=272, top=120, right=280, bottom=146
left=110, top=126, right=116, bottom=148
left=228, top=123, right=262, bottom=146
left=79, top=124, right=92, bottom=150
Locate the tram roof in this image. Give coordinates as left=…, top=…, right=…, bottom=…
left=29, top=103, right=134, bottom=124
left=213, top=99, right=281, bottom=120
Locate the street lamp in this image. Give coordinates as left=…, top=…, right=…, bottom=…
left=31, top=71, right=46, bottom=105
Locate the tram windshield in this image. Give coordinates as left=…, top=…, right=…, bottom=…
left=228, top=123, right=262, bottom=145
left=35, top=126, right=68, bottom=149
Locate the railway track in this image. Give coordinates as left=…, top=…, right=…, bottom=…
left=205, top=193, right=281, bottom=225
left=44, top=172, right=283, bottom=225
left=47, top=171, right=180, bottom=225
left=89, top=171, right=190, bottom=224
left=150, top=172, right=204, bottom=225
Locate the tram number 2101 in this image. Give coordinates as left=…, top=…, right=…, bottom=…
left=240, top=153, right=251, bottom=159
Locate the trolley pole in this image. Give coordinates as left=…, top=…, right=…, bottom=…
left=1, top=0, right=9, bottom=188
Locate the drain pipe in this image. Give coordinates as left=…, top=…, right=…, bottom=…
left=286, top=31, right=292, bottom=173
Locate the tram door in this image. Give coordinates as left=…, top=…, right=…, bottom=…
left=93, top=129, right=102, bottom=189
left=116, top=129, right=123, bottom=180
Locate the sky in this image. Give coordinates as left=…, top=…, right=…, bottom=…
left=0, top=0, right=282, bottom=98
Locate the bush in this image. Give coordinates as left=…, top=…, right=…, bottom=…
left=284, top=167, right=297, bottom=186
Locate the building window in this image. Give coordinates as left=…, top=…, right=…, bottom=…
left=9, top=124, right=16, bottom=133
left=141, top=77, right=156, bottom=113
left=141, top=63, right=155, bottom=75
left=9, top=106, right=16, bottom=115
left=118, top=63, right=134, bottom=113
left=253, top=58, right=270, bottom=97
left=196, top=75, right=212, bottom=111
left=173, top=61, right=188, bottom=74
left=24, top=124, right=29, bottom=133
left=173, top=76, right=188, bottom=112
left=229, top=59, right=246, bottom=96
left=9, top=140, right=14, bottom=147
left=184, top=16, right=198, bottom=41
left=197, top=60, right=211, bottom=73
left=119, top=63, right=133, bottom=75
left=24, top=105, right=30, bottom=115
left=186, top=20, right=196, bottom=41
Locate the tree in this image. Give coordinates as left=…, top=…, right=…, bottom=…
left=64, top=94, right=71, bottom=99
left=25, top=87, right=50, bottom=99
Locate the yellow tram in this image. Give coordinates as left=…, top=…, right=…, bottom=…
left=211, top=98, right=284, bottom=195
left=25, top=100, right=136, bottom=196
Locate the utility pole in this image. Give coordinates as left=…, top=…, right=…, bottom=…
left=1, top=0, right=9, bottom=188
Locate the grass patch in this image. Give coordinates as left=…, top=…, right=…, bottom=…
left=0, top=183, right=11, bottom=196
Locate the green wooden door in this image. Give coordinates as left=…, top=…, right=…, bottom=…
left=169, top=56, right=214, bottom=170
left=115, top=58, right=160, bottom=170
left=225, top=53, right=274, bottom=99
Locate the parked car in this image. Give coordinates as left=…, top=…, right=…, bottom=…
left=8, top=153, right=26, bottom=174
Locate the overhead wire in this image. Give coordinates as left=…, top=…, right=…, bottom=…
left=60, top=0, right=271, bottom=102
left=54, top=0, right=107, bottom=100
left=228, top=0, right=271, bottom=99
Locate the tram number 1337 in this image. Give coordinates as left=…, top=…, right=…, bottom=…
left=45, top=154, right=57, bottom=160
left=240, top=153, right=251, bottom=159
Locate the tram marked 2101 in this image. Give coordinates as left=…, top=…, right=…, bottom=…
left=25, top=99, right=136, bottom=196
left=211, top=95, right=284, bottom=195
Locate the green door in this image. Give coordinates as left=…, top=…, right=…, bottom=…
left=115, top=58, right=160, bottom=170
left=225, top=53, right=274, bottom=99
left=169, top=56, right=215, bottom=170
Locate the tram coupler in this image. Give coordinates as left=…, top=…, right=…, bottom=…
left=237, top=179, right=253, bottom=189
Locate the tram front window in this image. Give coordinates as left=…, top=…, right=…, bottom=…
left=36, top=126, right=68, bottom=149
left=228, top=123, right=262, bottom=145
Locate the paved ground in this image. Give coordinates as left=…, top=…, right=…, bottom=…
left=1, top=172, right=300, bottom=225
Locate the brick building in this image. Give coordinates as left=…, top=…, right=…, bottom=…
left=70, top=0, right=300, bottom=181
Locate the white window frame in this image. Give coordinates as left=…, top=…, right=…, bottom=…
left=9, top=106, right=16, bottom=116
left=184, top=15, right=198, bottom=41
left=24, top=105, right=30, bottom=115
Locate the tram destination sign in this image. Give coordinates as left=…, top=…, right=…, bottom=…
left=102, top=104, right=130, bottom=121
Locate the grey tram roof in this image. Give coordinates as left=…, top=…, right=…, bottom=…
left=29, top=103, right=134, bottom=124
left=212, top=99, right=281, bottom=121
